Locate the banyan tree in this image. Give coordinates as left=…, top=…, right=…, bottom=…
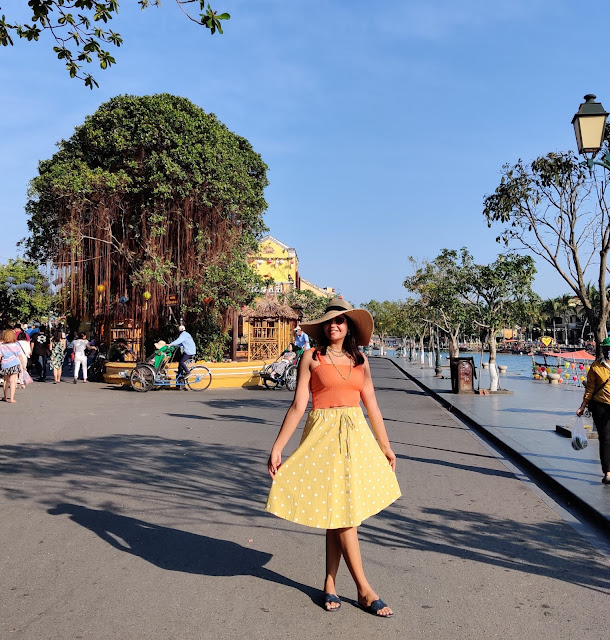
left=24, top=94, right=268, bottom=354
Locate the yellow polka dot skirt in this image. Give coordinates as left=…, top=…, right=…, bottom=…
left=265, top=407, right=401, bottom=529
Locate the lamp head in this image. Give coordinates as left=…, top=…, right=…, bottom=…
left=572, top=94, right=609, bottom=156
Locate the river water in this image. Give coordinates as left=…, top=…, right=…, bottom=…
left=376, top=350, right=590, bottom=380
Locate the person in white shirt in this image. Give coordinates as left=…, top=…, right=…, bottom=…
left=73, top=332, right=95, bottom=383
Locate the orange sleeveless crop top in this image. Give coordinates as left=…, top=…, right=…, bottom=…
left=310, top=354, right=365, bottom=409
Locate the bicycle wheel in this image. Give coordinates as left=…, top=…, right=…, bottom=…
left=262, top=364, right=280, bottom=389
left=185, top=365, right=212, bottom=391
left=285, top=365, right=298, bottom=391
left=130, top=364, right=156, bottom=392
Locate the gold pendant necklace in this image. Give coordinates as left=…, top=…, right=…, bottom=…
left=327, top=351, right=352, bottom=380
left=327, top=346, right=346, bottom=356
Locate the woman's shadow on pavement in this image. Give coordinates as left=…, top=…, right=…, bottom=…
left=48, top=503, right=318, bottom=600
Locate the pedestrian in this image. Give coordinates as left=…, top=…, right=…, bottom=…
left=0, top=329, right=24, bottom=403
left=169, top=325, right=197, bottom=382
left=73, top=332, right=92, bottom=383
left=265, top=298, right=401, bottom=616
left=16, top=331, right=32, bottom=389
left=577, top=336, right=610, bottom=484
left=32, top=326, right=51, bottom=381
left=294, top=325, right=310, bottom=351
left=50, top=329, right=66, bottom=384
left=65, top=331, right=75, bottom=370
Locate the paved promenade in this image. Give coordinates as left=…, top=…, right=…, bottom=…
left=1, top=359, right=609, bottom=639
left=390, top=356, right=610, bottom=529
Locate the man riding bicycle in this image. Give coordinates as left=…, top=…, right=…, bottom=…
left=169, top=325, right=197, bottom=380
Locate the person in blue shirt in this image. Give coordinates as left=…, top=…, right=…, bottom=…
left=169, top=325, right=197, bottom=380
left=294, top=325, right=310, bottom=351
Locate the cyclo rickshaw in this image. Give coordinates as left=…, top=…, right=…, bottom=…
left=129, top=345, right=212, bottom=392
left=259, top=348, right=302, bottom=390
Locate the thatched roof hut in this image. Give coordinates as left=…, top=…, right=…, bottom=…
left=242, top=293, right=299, bottom=360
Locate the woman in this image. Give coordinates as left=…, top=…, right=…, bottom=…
left=50, top=329, right=67, bottom=384
left=269, top=343, right=297, bottom=379
left=577, top=336, right=610, bottom=484
left=16, top=331, right=32, bottom=389
left=73, top=332, right=93, bottom=383
left=0, top=329, right=23, bottom=403
left=266, top=298, right=401, bottom=616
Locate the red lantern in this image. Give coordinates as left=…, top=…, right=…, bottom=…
left=557, top=368, right=562, bottom=374
left=579, top=364, right=584, bottom=370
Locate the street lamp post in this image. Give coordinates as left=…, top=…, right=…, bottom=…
left=572, top=94, right=610, bottom=171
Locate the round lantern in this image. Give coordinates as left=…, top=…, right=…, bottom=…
left=579, top=364, right=584, bottom=370
left=580, top=375, right=585, bottom=381
left=570, top=362, right=576, bottom=369
left=564, top=373, right=570, bottom=379
left=143, top=290, right=151, bottom=310
left=586, top=365, right=590, bottom=372
left=557, top=368, right=562, bottom=374
left=97, top=284, right=105, bottom=293
left=540, top=366, right=546, bottom=373
left=573, top=375, right=578, bottom=381
left=119, top=296, right=128, bottom=304
left=558, top=377, right=563, bottom=383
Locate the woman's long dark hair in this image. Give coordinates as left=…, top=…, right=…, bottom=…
left=313, top=316, right=365, bottom=366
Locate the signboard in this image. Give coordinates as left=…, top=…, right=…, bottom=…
left=165, top=294, right=179, bottom=306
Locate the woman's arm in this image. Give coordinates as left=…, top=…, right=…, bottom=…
left=578, top=365, right=599, bottom=415
left=360, top=355, right=396, bottom=471
left=268, top=349, right=313, bottom=478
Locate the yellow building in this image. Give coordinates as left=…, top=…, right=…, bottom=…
left=249, top=235, right=335, bottom=298
left=249, top=235, right=299, bottom=293
left=300, top=277, right=335, bottom=298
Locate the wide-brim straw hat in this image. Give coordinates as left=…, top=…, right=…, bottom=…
left=154, top=340, right=167, bottom=349
left=300, top=297, right=374, bottom=346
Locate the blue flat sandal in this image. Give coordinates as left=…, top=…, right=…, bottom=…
left=359, top=598, right=393, bottom=617
left=323, top=593, right=341, bottom=612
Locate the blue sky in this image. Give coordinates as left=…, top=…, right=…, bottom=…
left=0, top=0, right=607, bottom=305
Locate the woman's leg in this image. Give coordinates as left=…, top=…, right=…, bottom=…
left=589, top=401, right=610, bottom=479
left=74, top=357, right=81, bottom=381
left=2, top=375, right=7, bottom=401
left=8, top=374, right=17, bottom=402
left=323, top=530, right=342, bottom=609
left=336, top=526, right=393, bottom=616
left=596, top=417, right=610, bottom=478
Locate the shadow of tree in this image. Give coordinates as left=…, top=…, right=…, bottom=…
left=2, top=431, right=609, bottom=596
left=396, top=452, right=516, bottom=479
left=0, top=436, right=271, bottom=525
left=362, top=507, right=610, bottom=594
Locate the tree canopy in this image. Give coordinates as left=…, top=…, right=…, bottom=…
left=404, top=248, right=475, bottom=358
left=0, top=1, right=229, bottom=88
left=483, top=151, right=610, bottom=356
left=0, top=259, right=54, bottom=328
left=24, top=93, right=268, bottom=340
